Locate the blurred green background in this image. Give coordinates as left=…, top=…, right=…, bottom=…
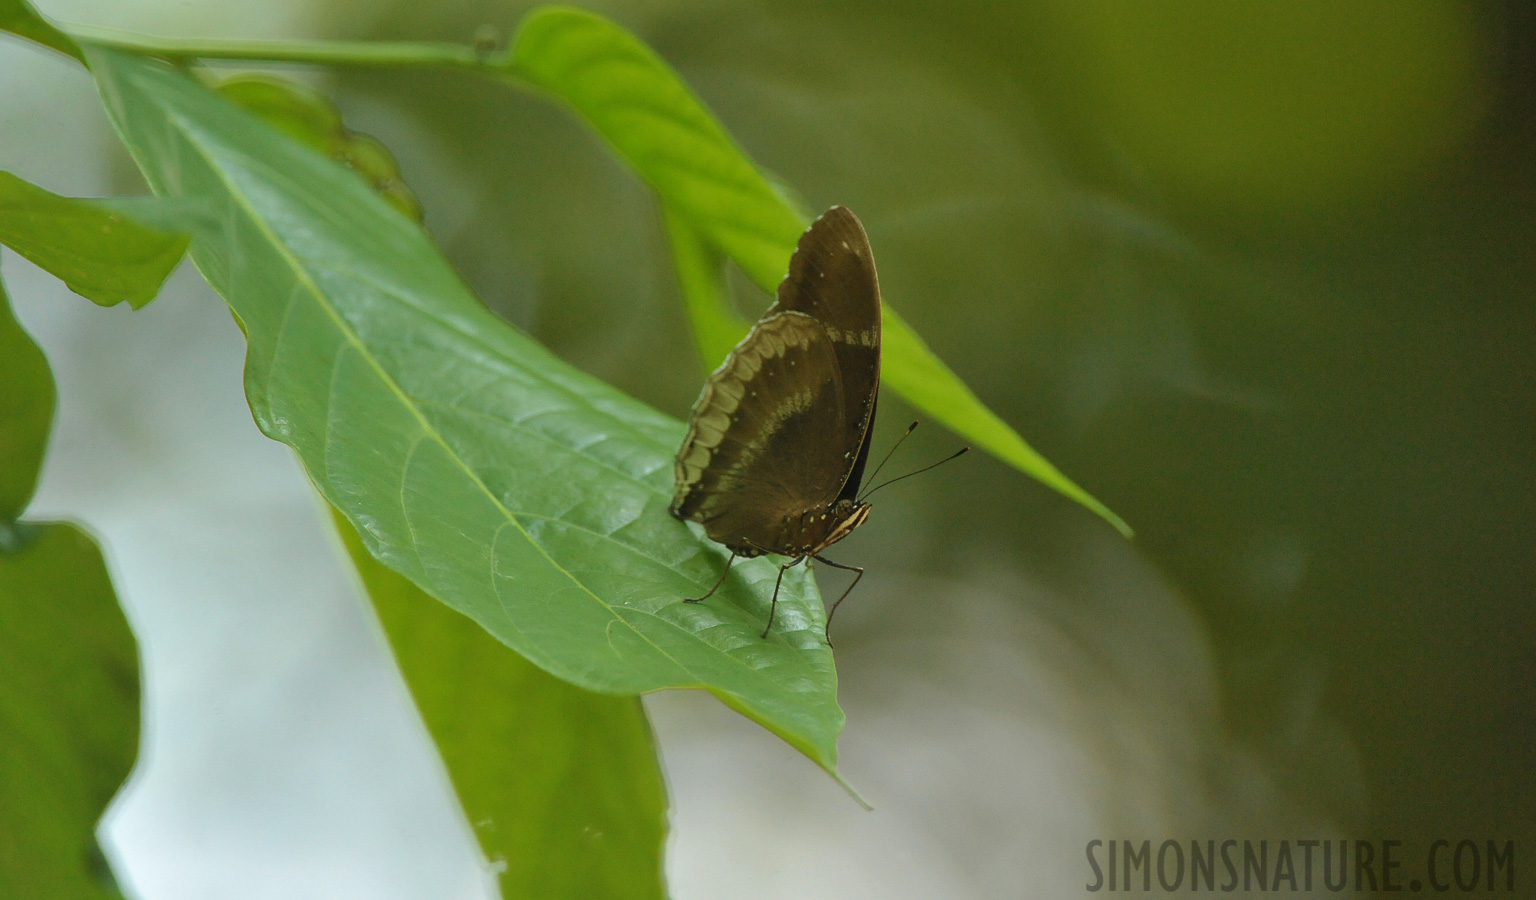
left=12, top=0, right=1531, bottom=894
left=328, top=0, right=1531, bottom=859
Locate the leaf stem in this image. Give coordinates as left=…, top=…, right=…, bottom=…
left=64, top=23, right=497, bottom=71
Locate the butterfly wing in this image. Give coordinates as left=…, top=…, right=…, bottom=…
left=765, top=206, right=882, bottom=501
left=672, top=311, right=852, bottom=551
left=671, top=206, right=883, bottom=553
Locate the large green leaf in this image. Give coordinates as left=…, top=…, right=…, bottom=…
left=0, top=521, right=140, bottom=899
left=334, top=510, right=667, bottom=900
left=508, top=6, right=1130, bottom=536
left=0, top=171, right=187, bottom=309
left=86, top=47, right=845, bottom=772
left=0, top=271, right=54, bottom=521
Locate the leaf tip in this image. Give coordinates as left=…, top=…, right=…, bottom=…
left=1092, top=500, right=1134, bottom=540
left=829, top=768, right=873, bottom=811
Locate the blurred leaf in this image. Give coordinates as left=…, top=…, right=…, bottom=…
left=334, top=509, right=667, bottom=900
left=90, top=195, right=222, bottom=236
left=508, top=5, right=1130, bottom=536
left=0, top=242, right=136, bottom=899
left=0, top=521, right=140, bottom=899
left=342, top=131, right=423, bottom=222
left=87, top=48, right=846, bottom=772
left=214, top=76, right=344, bottom=148
left=0, top=0, right=83, bottom=63
left=0, top=171, right=187, bottom=309
left=662, top=207, right=749, bottom=370
left=0, top=272, right=54, bottom=522
left=882, top=316, right=1131, bottom=536
left=215, top=75, right=423, bottom=221
left=508, top=5, right=802, bottom=291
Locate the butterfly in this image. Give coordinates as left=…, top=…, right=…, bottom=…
left=671, top=206, right=884, bottom=640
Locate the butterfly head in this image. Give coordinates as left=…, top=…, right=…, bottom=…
left=782, top=498, right=870, bottom=556
left=825, top=498, right=871, bottom=548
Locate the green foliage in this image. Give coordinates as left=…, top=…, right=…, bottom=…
left=662, top=208, right=747, bottom=369
left=219, top=70, right=673, bottom=895
left=87, top=46, right=846, bottom=772
left=335, top=511, right=668, bottom=900
left=218, top=70, right=672, bottom=895
left=0, top=171, right=187, bottom=309
left=0, top=522, right=138, bottom=900
left=0, top=8, right=1132, bottom=895
left=507, top=6, right=805, bottom=293
left=0, top=344, right=140, bottom=900
left=215, top=76, right=423, bottom=221
left=214, top=76, right=343, bottom=145
left=0, top=230, right=139, bottom=900
left=0, top=0, right=81, bottom=63
left=506, top=5, right=1129, bottom=536
left=0, top=275, right=53, bottom=521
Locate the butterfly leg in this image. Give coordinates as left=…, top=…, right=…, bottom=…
left=813, top=554, right=864, bottom=646
left=762, top=555, right=807, bottom=638
left=684, top=551, right=737, bottom=603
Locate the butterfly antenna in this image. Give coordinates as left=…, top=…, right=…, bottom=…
left=859, top=421, right=919, bottom=494
left=859, top=446, right=969, bottom=501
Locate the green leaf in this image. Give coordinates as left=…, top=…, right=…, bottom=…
left=0, top=171, right=188, bottom=309
left=1, top=264, right=136, bottom=897
left=662, top=207, right=749, bottom=370
left=508, top=6, right=804, bottom=289
left=0, top=521, right=140, bottom=899
left=213, top=76, right=345, bottom=150
left=334, top=509, right=667, bottom=900
left=0, top=270, right=55, bottom=522
left=214, top=75, right=423, bottom=221
left=86, top=47, right=846, bottom=774
left=881, top=315, right=1132, bottom=536
left=508, top=5, right=1130, bottom=536
left=0, top=0, right=83, bottom=63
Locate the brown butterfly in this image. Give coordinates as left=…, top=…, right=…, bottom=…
left=671, top=206, right=885, bottom=639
